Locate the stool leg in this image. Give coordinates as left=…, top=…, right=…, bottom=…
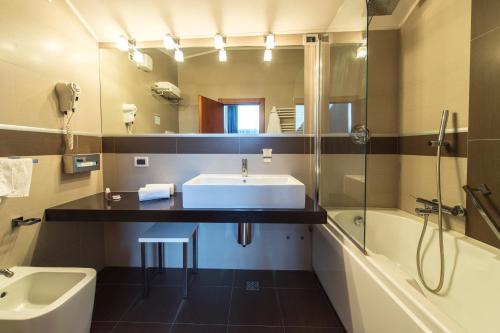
left=141, top=242, right=149, bottom=298
left=193, top=228, right=198, bottom=274
left=158, top=243, right=164, bottom=273
left=182, top=242, right=188, bottom=298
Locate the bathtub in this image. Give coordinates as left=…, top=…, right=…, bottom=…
left=313, top=209, right=500, bottom=333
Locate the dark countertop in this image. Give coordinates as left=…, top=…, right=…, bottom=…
left=45, top=192, right=327, bottom=224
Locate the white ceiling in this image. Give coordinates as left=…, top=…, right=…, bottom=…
left=67, top=0, right=419, bottom=42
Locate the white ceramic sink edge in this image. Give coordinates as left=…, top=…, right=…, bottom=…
left=182, top=174, right=306, bottom=209
left=0, top=266, right=96, bottom=321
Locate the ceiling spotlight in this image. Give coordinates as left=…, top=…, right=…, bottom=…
left=265, top=34, right=275, bottom=49
left=219, top=49, right=227, bottom=62
left=174, top=49, right=184, bottom=62
left=116, top=35, right=129, bottom=51
left=264, top=49, right=272, bottom=62
left=356, top=45, right=367, bottom=59
left=214, top=34, right=225, bottom=50
left=164, top=35, right=176, bottom=50
left=132, top=49, right=144, bottom=63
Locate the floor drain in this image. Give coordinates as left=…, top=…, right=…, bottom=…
left=246, top=281, right=260, bottom=291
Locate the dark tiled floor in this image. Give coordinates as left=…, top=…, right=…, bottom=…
left=92, top=268, right=345, bottom=333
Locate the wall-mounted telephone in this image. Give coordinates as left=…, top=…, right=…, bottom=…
left=55, top=82, right=81, bottom=150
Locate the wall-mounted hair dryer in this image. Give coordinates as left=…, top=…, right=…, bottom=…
left=122, top=104, right=137, bottom=134
left=55, top=82, right=80, bottom=114
left=55, top=82, right=81, bottom=150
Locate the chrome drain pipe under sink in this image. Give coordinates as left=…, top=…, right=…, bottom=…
left=238, top=223, right=252, bottom=247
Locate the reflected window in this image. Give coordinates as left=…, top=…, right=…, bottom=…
left=295, top=104, right=305, bottom=131
left=224, top=104, right=260, bottom=134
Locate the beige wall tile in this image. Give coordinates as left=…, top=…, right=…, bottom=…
left=0, top=0, right=103, bottom=268
left=367, top=30, right=399, bottom=135
left=0, top=155, right=104, bottom=268
left=0, top=0, right=101, bottom=133
left=398, top=155, right=467, bottom=234
left=399, top=0, right=471, bottom=134
left=366, top=154, right=400, bottom=208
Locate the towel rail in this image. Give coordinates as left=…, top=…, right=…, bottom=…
left=463, top=184, right=500, bottom=241
left=6, top=156, right=38, bottom=164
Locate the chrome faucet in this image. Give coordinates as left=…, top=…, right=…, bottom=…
left=415, top=197, right=466, bottom=217
left=0, top=268, right=14, bottom=278
left=242, top=158, right=248, bottom=177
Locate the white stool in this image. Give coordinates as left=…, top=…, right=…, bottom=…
left=138, top=223, right=199, bottom=298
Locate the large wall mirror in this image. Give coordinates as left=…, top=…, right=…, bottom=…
left=100, top=40, right=305, bottom=135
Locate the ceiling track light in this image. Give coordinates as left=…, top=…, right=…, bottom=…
left=219, top=48, right=227, bottom=62
left=214, top=34, right=225, bottom=50
left=264, top=49, right=272, bottom=62
left=265, top=34, right=275, bottom=49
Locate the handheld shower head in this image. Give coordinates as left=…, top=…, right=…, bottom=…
left=437, top=110, right=449, bottom=145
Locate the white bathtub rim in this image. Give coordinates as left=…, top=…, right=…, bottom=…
left=317, top=221, right=438, bottom=333
left=321, top=214, right=467, bottom=333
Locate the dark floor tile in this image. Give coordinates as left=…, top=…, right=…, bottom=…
left=170, top=324, right=227, bottom=333
left=113, top=322, right=171, bottom=333
left=278, top=289, right=341, bottom=327
left=92, top=285, right=141, bottom=321
left=151, top=268, right=186, bottom=286
left=189, top=269, right=234, bottom=287
left=285, top=328, right=345, bottom=333
left=97, top=267, right=143, bottom=285
left=228, top=325, right=284, bottom=333
left=175, top=286, right=232, bottom=324
left=90, top=322, right=116, bottom=333
left=274, top=271, right=320, bottom=289
left=234, top=270, right=275, bottom=288
left=123, top=286, right=183, bottom=323
left=229, top=288, right=282, bottom=326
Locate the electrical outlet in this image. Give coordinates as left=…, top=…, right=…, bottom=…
left=134, top=156, right=149, bottom=167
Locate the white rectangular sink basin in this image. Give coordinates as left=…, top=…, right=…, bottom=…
left=182, top=174, right=305, bottom=209
left=0, top=266, right=96, bottom=333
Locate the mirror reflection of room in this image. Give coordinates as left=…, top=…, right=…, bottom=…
left=100, top=41, right=305, bottom=135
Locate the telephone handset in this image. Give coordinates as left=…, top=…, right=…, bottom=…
left=55, top=82, right=81, bottom=150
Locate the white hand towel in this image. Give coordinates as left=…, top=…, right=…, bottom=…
left=0, top=158, right=33, bottom=198
left=266, top=107, right=282, bottom=134
left=146, top=183, right=175, bottom=195
left=138, top=186, right=171, bottom=202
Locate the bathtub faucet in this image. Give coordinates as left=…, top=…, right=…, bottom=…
left=415, top=197, right=466, bottom=217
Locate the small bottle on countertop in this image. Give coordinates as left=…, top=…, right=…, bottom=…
left=105, top=187, right=112, bottom=201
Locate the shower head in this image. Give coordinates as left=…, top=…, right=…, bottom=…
left=368, top=0, right=402, bottom=16
left=437, top=110, right=449, bottom=146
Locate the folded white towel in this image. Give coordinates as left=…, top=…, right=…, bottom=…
left=138, top=186, right=171, bottom=202
left=145, top=183, right=175, bottom=195
left=0, top=158, right=33, bottom=198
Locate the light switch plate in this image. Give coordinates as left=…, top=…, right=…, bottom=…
left=134, top=156, right=149, bottom=167
left=154, top=114, right=161, bottom=125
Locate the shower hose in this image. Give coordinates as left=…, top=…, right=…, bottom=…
left=416, top=143, right=445, bottom=293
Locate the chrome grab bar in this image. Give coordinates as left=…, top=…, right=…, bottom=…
left=463, top=184, right=500, bottom=241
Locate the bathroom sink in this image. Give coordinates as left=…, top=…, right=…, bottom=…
left=0, top=266, right=96, bottom=333
left=182, top=174, right=305, bottom=209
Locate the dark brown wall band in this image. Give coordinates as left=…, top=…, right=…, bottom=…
left=0, top=129, right=102, bottom=157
